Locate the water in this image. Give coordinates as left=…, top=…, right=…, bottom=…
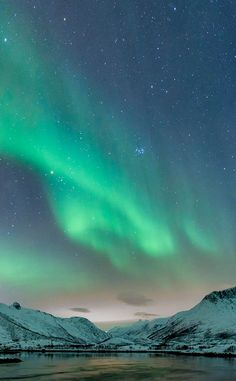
left=0, top=353, right=236, bottom=380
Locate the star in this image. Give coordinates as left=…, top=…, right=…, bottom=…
left=135, top=147, right=145, bottom=155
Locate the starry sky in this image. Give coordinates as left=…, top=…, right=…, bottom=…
left=0, top=0, right=236, bottom=326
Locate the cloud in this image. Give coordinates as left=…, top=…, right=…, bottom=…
left=117, top=292, right=153, bottom=306
left=70, top=307, right=90, bottom=313
left=134, top=311, right=159, bottom=319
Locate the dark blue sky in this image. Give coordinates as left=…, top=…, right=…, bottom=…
left=0, top=0, right=236, bottom=323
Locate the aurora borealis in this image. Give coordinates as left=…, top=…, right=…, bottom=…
left=1, top=0, right=236, bottom=324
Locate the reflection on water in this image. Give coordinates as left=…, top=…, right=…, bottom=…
left=0, top=353, right=235, bottom=381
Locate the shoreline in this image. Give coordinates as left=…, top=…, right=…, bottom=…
left=1, top=348, right=235, bottom=358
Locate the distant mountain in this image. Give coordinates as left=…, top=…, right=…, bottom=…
left=109, top=318, right=167, bottom=345
left=0, top=302, right=109, bottom=349
left=110, top=287, right=236, bottom=355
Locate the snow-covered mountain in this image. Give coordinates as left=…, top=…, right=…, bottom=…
left=0, top=302, right=109, bottom=349
left=1, top=286, right=236, bottom=354
left=109, top=318, right=167, bottom=345
left=110, top=286, right=236, bottom=354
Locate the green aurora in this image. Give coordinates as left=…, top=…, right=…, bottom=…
left=0, top=13, right=216, bottom=266
left=0, top=1, right=235, bottom=319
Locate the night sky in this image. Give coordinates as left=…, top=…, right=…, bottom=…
left=0, top=0, right=236, bottom=325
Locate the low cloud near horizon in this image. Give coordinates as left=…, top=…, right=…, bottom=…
left=70, top=307, right=90, bottom=313
left=134, top=312, right=159, bottom=319
left=117, top=292, right=153, bottom=306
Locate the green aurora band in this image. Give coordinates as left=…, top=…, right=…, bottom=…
left=0, top=241, right=90, bottom=294
left=0, top=8, right=224, bottom=283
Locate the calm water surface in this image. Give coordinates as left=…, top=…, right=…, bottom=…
left=0, top=353, right=236, bottom=381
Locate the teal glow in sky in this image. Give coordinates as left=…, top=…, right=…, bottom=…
left=0, top=1, right=236, bottom=323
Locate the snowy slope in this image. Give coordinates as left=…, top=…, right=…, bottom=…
left=0, top=303, right=109, bottom=349
left=2, top=286, right=236, bottom=354
left=110, top=318, right=167, bottom=344
left=110, top=287, right=236, bottom=354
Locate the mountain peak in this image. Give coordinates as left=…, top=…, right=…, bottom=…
left=109, top=285, right=236, bottom=355
left=0, top=302, right=109, bottom=349
left=202, top=286, right=236, bottom=304
left=11, top=302, right=21, bottom=310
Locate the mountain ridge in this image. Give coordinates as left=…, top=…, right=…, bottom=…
left=109, top=286, right=236, bottom=354
left=0, top=302, right=109, bottom=349
left=202, top=286, right=236, bottom=304
left=1, top=286, right=236, bottom=355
